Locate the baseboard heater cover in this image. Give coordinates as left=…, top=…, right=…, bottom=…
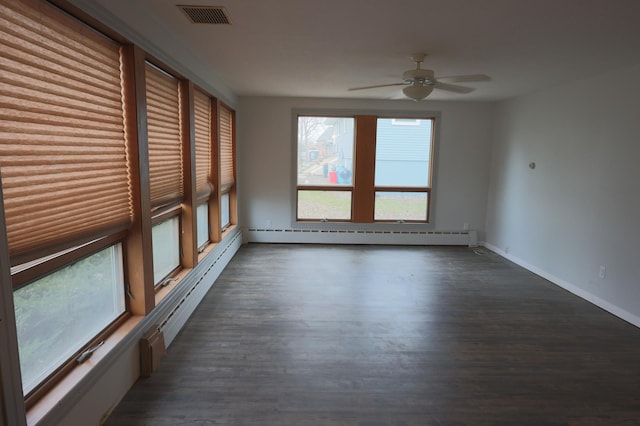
left=157, top=230, right=243, bottom=347
left=245, top=228, right=477, bottom=246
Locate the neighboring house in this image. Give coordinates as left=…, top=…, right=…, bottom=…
left=375, top=118, right=432, bottom=187
left=315, top=117, right=432, bottom=186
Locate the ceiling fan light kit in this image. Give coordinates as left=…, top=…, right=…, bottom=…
left=348, top=53, right=488, bottom=101
left=403, top=84, right=433, bottom=101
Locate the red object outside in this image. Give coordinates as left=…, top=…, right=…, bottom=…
left=329, top=171, right=338, bottom=184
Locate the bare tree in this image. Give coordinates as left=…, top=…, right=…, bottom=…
left=297, top=116, right=327, bottom=165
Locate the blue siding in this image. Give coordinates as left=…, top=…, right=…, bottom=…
left=375, top=161, right=428, bottom=186
left=375, top=119, right=432, bottom=186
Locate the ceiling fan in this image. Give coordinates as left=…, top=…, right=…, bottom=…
left=349, top=53, right=489, bottom=101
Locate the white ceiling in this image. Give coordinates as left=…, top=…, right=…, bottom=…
left=71, top=0, right=640, bottom=101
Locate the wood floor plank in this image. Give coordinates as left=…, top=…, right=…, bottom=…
left=105, top=244, right=640, bottom=425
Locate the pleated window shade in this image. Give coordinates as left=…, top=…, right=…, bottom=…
left=0, top=0, right=132, bottom=263
left=219, top=105, right=234, bottom=190
left=145, top=62, right=183, bottom=209
left=193, top=89, right=212, bottom=198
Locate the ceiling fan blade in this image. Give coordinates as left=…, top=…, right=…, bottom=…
left=436, top=74, right=490, bottom=83
left=348, top=82, right=405, bottom=91
left=433, top=81, right=475, bottom=94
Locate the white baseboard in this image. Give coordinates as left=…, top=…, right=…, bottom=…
left=483, top=242, right=640, bottom=329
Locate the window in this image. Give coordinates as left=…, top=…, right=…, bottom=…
left=145, top=62, right=183, bottom=284
left=0, top=0, right=132, bottom=263
left=194, top=89, right=212, bottom=249
left=219, top=103, right=236, bottom=232
left=295, top=114, right=436, bottom=223
left=297, top=190, right=352, bottom=220
left=374, top=192, right=428, bottom=221
left=220, top=192, right=231, bottom=230
left=14, top=245, right=125, bottom=395
left=374, top=118, right=433, bottom=222
left=196, top=202, right=210, bottom=249
left=296, top=116, right=355, bottom=221
left=151, top=216, right=180, bottom=285
left=0, top=0, right=132, bottom=400
left=145, top=62, right=183, bottom=208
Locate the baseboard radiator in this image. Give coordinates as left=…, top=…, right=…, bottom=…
left=245, top=228, right=477, bottom=247
left=158, top=230, right=243, bottom=347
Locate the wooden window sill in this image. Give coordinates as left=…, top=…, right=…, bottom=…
left=26, top=315, right=144, bottom=425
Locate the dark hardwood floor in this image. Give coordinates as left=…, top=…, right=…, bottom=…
left=105, top=244, right=640, bottom=425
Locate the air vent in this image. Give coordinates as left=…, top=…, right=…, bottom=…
left=178, top=5, right=231, bottom=24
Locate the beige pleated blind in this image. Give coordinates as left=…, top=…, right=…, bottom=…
left=219, top=105, right=234, bottom=190
left=145, top=62, right=183, bottom=208
left=193, top=89, right=212, bottom=197
left=0, top=0, right=132, bottom=263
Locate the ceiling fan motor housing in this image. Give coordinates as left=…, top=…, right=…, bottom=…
left=402, top=68, right=435, bottom=84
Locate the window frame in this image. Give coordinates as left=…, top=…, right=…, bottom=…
left=10, top=232, right=128, bottom=291
left=144, top=63, right=190, bottom=285
left=292, top=110, right=440, bottom=228
left=217, top=102, right=237, bottom=235
left=150, top=206, right=183, bottom=288
left=196, top=201, right=210, bottom=251
left=192, top=87, right=214, bottom=252
left=11, top=236, right=130, bottom=405
left=295, top=115, right=356, bottom=222
left=373, top=116, right=435, bottom=224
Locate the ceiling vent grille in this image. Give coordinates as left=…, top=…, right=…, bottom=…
left=178, top=5, right=231, bottom=24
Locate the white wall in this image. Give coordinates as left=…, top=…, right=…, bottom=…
left=237, top=97, right=495, bottom=241
left=485, top=63, right=640, bottom=324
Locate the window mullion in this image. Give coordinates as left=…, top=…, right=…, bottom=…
left=352, top=115, right=377, bottom=223
left=180, top=80, right=198, bottom=268
left=121, top=44, right=155, bottom=315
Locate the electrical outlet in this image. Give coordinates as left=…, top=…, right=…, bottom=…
left=463, top=222, right=469, bottom=230
left=599, top=265, right=606, bottom=279
left=504, top=247, right=509, bottom=254
left=266, top=219, right=272, bottom=228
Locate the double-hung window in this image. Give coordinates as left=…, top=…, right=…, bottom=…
left=194, top=89, right=213, bottom=250
left=145, top=62, right=183, bottom=286
left=219, top=104, right=235, bottom=231
left=296, top=114, right=436, bottom=223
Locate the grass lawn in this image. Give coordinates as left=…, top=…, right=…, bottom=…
left=298, top=191, right=427, bottom=221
